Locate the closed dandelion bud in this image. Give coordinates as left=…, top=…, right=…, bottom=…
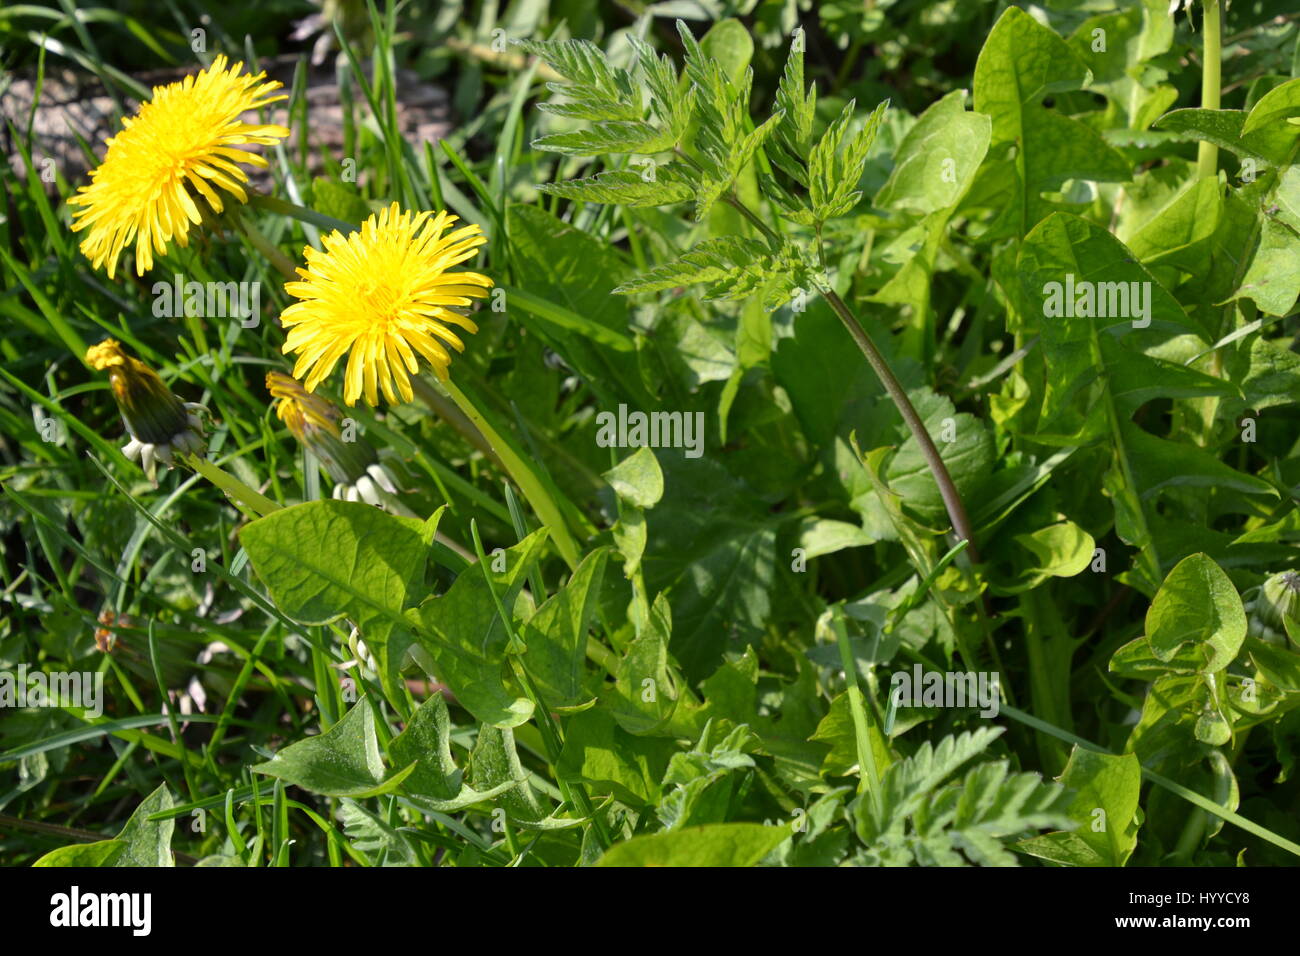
left=266, top=372, right=400, bottom=505
left=1246, top=570, right=1300, bottom=647
left=86, top=339, right=208, bottom=481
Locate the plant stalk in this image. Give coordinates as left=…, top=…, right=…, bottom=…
left=822, top=287, right=980, bottom=560
left=1197, top=0, right=1222, bottom=181
left=719, top=193, right=980, bottom=559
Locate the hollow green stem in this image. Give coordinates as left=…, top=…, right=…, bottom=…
left=248, top=193, right=360, bottom=234
left=1198, top=0, right=1222, bottom=181
left=439, top=377, right=581, bottom=570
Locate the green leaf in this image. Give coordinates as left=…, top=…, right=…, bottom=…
left=310, top=176, right=371, bottom=225
left=594, top=823, right=788, bottom=867
left=773, top=30, right=816, bottom=166
left=1238, top=217, right=1300, bottom=317
left=470, top=725, right=548, bottom=822
left=808, top=99, right=888, bottom=222
left=1120, top=420, right=1277, bottom=500
left=795, top=518, right=875, bottom=560
left=885, top=388, right=995, bottom=529
left=1154, top=109, right=1262, bottom=160
left=605, top=594, right=680, bottom=735
left=1018, top=748, right=1142, bottom=866
left=32, top=841, right=124, bottom=867
left=515, top=37, right=641, bottom=123
left=521, top=548, right=609, bottom=708
left=1017, top=212, right=1235, bottom=442
left=340, top=799, right=418, bottom=866
left=1126, top=176, right=1223, bottom=272
left=876, top=90, right=992, bottom=216
left=239, top=500, right=432, bottom=702
left=537, top=166, right=695, bottom=207
left=408, top=529, right=549, bottom=728
left=603, top=446, right=664, bottom=509
left=506, top=204, right=653, bottom=406
left=532, top=121, right=675, bottom=157
left=615, top=236, right=794, bottom=304
left=974, top=6, right=1130, bottom=234
left=1001, top=520, right=1096, bottom=593
left=252, top=700, right=415, bottom=798
left=32, top=784, right=176, bottom=866
left=558, top=706, right=678, bottom=805
left=389, top=693, right=513, bottom=810
left=1146, top=553, right=1247, bottom=673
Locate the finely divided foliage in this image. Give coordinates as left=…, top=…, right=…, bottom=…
left=3, top=1, right=1300, bottom=870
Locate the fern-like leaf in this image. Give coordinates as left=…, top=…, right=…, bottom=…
left=537, top=166, right=696, bottom=206
left=808, top=99, right=889, bottom=222
left=515, top=37, right=641, bottom=123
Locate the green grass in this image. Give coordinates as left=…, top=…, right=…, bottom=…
left=2, top=0, right=1300, bottom=868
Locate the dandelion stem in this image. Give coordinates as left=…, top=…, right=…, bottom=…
left=248, top=193, right=360, bottom=234
left=437, top=378, right=581, bottom=570
left=234, top=214, right=298, bottom=281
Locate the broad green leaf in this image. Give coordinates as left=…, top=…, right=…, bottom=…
left=1018, top=748, right=1141, bottom=866
left=594, top=823, right=788, bottom=867
left=388, top=693, right=513, bottom=810
left=1238, top=217, right=1300, bottom=317
left=603, top=446, right=664, bottom=509
left=110, top=784, right=177, bottom=866
left=252, top=700, right=415, bottom=798
left=1146, top=553, right=1247, bottom=673
left=973, top=6, right=1130, bottom=234
left=886, top=388, right=994, bottom=529
left=1017, top=213, right=1233, bottom=441
left=1126, top=177, right=1222, bottom=272
left=33, top=784, right=176, bottom=867
left=1155, top=108, right=1254, bottom=155
left=557, top=706, right=678, bottom=805
left=795, top=518, right=874, bottom=560
left=239, top=500, right=432, bottom=701
left=470, top=725, right=548, bottom=822
left=605, top=594, right=680, bottom=735
left=1001, top=520, right=1095, bottom=593
left=1120, top=420, right=1276, bottom=500
left=32, top=840, right=123, bottom=867
left=506, top=203, right=651, bottom=404
left=876, top=90, right=991, bottom=216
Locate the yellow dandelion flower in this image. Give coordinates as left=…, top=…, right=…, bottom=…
left=68, top=55, right=289, bottom=279
left=279, top=201, right=493, bottom=407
